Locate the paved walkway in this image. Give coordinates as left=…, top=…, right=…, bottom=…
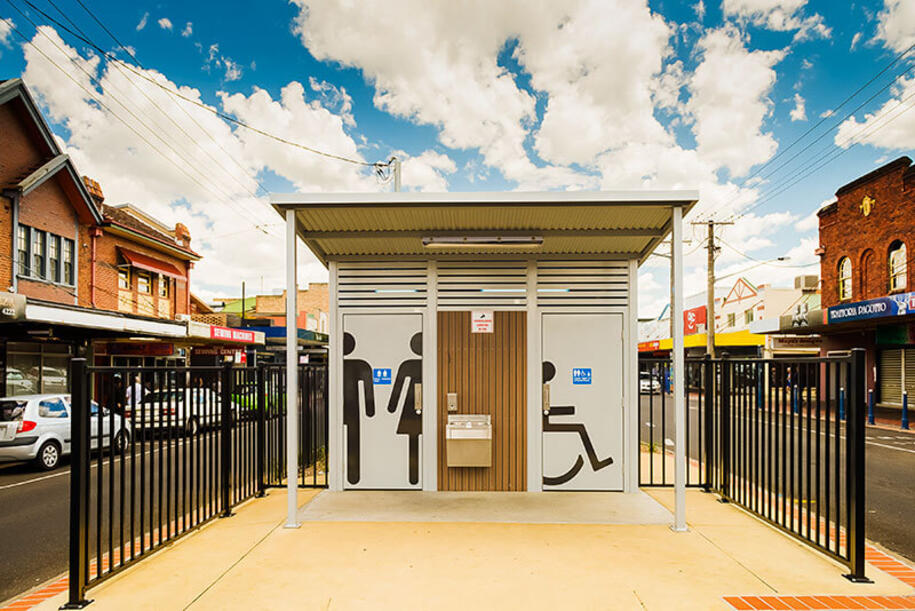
left=9, top=486, right=913, bottom=610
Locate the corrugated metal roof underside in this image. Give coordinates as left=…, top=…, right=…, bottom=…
left=310, top=235, right=654, bottom=257
left=293, top=205, right=671, bottom=233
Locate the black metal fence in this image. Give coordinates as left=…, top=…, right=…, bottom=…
left=65, top=360, right=327, bottom=607
left=638, top=350, right=867, bottom=582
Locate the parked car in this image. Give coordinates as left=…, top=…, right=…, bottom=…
left=0, top=394, right=131, bottom=470
left=5, top=368, right=35, bottom=395
left=129, top=387, right=241, bottom=435
left=639, top=372, right=661, bottom=394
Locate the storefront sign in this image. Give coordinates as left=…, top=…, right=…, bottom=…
left=638, top=340, right=661, bottom=352
left=209, top=325, right=256, bottom=343
left=0, top=292, right=26, bottom=320
left=768, top=336, right=821, bottom=351
left=471, top=310, right=494, bottom=333
left=828, top=291, right=915, bottom=324
left=192, top=346, right=244, bottom=356
left=572, top=368, right=592, bottom=385
left=103, top=342, right=175, bottom=357
left=373, top=368, right=392, bottom=384
left=684, top=305, right=707, bottom=335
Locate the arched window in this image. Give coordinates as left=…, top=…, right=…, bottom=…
left=838, top=257, right=852, bottom=301
left=889, top=241, right=907, bottom=291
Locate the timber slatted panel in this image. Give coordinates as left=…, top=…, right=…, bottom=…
left=437, top=311, right=526, bottom=491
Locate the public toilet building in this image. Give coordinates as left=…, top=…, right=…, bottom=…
left=272, top=191, right=696, bottom=516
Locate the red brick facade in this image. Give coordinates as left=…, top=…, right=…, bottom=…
left=818, top=157, right=915, bottom=308
left=1, top=79, right=199, bottom=319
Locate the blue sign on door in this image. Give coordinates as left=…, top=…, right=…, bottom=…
left=373, top=368, right=392, bottom=384
left=572, top=368, right=592, bottom=385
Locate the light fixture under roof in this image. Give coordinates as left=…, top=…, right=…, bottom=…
left=421, top=236, right=543, bottom=249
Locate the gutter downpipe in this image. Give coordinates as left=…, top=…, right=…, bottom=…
left=89, top=227, right=100, bottom=307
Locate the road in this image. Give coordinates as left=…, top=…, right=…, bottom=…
left=639, top=391, right=915, bottom=564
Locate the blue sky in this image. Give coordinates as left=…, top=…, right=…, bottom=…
left=0, top=0, right=913, bottom=315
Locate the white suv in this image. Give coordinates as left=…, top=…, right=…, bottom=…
left=0, top=394, right=131, bottom=470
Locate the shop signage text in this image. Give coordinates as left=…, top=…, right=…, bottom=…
left=684, top=305, right=707, bottom=335
left=209, top=325, right=256, bottom=343
left=828, top=291, right=915, bottom=324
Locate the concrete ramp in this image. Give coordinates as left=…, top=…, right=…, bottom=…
left=297, top=490, right=672, bottom=524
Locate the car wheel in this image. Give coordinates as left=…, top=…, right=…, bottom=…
left=35, top=441, right=61, bottom=471
left=185, top=417, right=200, bottom=437
left=114, top=430, right=130, bottom=453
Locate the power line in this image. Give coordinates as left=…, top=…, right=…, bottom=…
left=4, top=4, right=279, bottom=236
left=15, top=0, right=389, bottom=170
left=700, top=42, right=915, bottom=222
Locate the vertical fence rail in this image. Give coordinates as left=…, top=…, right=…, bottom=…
left=65, top=362, right=328, bottom=608
left=639, top=351, right=868, bottom=580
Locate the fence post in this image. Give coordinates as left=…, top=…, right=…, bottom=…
left=719, top=353, right=731, bottom=501
left=256, top=363, right=267, bottom=497
left=903, top=392, right=910, bottom=431
left=703, top=354, right=713, bottom=492
left=63, top=358, right=91, bottom=609
left=220, top=361, right=234, bottom=518
left=844, top=348, right=870, bottom=582
left=867, top=389, right=875, bottom=425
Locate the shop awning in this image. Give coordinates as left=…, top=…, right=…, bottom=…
left=119, top=247, right=185, bottom=280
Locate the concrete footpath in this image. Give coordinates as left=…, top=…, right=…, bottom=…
left=13, top=487, right=915, bottom=611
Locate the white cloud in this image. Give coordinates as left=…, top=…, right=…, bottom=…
left=395, top=150, right=457, bottom=192
left=876, top=0, right=915, bottom=53
left=308, top=77, right=354, bottom=127
left=202, top=43, right=243, bottom=82
left=834, top=75, right=915, bottom=151
left=182, top=22, right=193, bottom=38
left=693, top=1, right=706, bottom=21
left=136, top=12, right=148, bottom=31
left=223, top=58, right=242, bottom=82
left=687, top=25, right=785, bottom=177
left=850, top=31, right=862, bottom=50
left=721, top=0, right=830, bottom=40
left=789, top=92, right=806, bottom=121
left=20, top=25, right=380, bottom=297
left=157, top=17, right=173, bottom=31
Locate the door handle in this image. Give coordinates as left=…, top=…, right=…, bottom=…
left=414, top=382, right=422, bottom=415
left=542, top=383, right=550, bottom=415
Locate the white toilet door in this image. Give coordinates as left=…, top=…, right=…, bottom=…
left=541, top=313, right=624, bottom=491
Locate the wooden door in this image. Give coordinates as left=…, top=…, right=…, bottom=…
left=437, top=311, right=526, bottom=491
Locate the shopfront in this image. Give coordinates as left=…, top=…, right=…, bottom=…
left=271, top=191, right=696, bottom=510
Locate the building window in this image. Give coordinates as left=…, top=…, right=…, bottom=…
left=137, top=271, right=151, bottom=294
left=31, top=229, right=46, bottom=279
left=48, top=235, right=60, bottom=283
left=17, top=225, right=28, bottom=276
left=727, top=313, right=736, bottom=327
left=889, top=241, right=907, bottom=291
left=744, top=309, right=753, bottom=324
left=158, top=275, right=169, bottom=298
left=63, top=239, right=74, bottom=285
left=118, top=268, right=131, bottom=290
left=838, top=257, right=852, bottom=301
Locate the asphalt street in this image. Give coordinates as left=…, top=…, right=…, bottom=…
left=639, top=391, right=915, bottom=564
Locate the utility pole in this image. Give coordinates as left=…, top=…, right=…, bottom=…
left=693, top=220, right=732, bottom=358
left=392, top=156, right=402, bottom=192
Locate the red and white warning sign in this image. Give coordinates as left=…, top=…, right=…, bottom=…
left=471, top=310, right=494, bottom=333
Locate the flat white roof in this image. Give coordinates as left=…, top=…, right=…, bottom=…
left=271, top=190, right=698, bottom=265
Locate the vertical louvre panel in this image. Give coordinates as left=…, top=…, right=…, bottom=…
left=436, top=260, right=527, bottom=309
left=337, top=261, right=427, bottom=309
left=537, top=260, right=628, bottom=308
left=879, top=349, right=902, bottom=406
left=437, top=311, right=526, bottom=491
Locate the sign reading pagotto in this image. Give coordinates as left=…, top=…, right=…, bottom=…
left=828, top=291, right=915, bottom=324
left=209, top=325, right=256, bottom=344
left=471, top=310, right=494, bottom=333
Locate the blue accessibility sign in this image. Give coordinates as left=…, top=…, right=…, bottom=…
left=572, top=368, right=592, bottom=385
left=373, top=368, right=392, bottom=385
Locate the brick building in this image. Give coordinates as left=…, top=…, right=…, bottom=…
left=0, top=78, right=262, bottom=395
left=816, top=156, right=915, bottom=409
left=253, top=283, right=329, bottom=332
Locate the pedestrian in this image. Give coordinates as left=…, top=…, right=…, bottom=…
left=125, top=374, right=146, bottom=409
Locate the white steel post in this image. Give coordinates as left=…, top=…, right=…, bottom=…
left=671, top=205, right=687, bottom=532
left=284, top=209, right=299, bottom=528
